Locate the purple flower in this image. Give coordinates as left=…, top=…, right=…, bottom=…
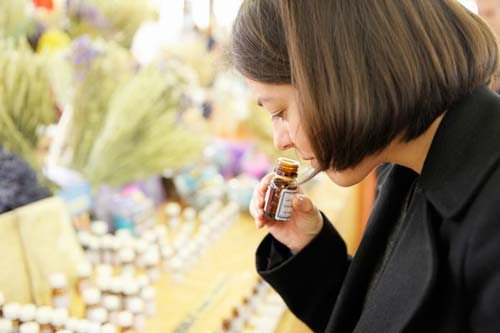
left=68, top=35, right=101, bottom=80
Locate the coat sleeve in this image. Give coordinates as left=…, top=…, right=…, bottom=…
left=256, top=213, right=350, bottom=333
left=465, top=171, right=500, bottom=332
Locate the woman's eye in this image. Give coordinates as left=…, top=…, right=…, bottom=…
left=271, top=111, right=284, bottom=121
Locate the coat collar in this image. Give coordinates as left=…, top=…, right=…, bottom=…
left=419, top=86, right=500, bottom=218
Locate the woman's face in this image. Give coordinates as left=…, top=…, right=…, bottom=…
left=247, top=80, right=383, bottom=187
left=478, top=0, right=500, bottom=37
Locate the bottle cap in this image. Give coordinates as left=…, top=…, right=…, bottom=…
left=144, top=249, right=160, bottom=266
left=136, top=274, right=150, bottom=289
left=51, top=308, right=68, bottom=326
left=64, top=317, right=79, bottom=331
left=20, top=304, right=36, bottom=322
left=110, top=278, right=123, bottom=294
left=119, top=248, right=135, bottom=263
left=96, top=276, right=112, bottom=292
left=165, top=203, right=181, bottom=217
left=122, top=279, right=139, bottom=295
left=35, top=307, right=52, bottom=325
left=95, top=265, right=113, bottom=278
left=100, top=235, right=114, bottom=249
left=117, top=311, right=133, bottom=327
left=100, top=323, right=117, bottom=333
left=87, top=307, right=107, bottom=324
left=86, top=322, right=100, bottom=333
left=90, top=221, right=108, bottom=236
left=126, top=298, right=144, bottom=314
left=50, top=273, right=67, bottom=289
left=77, top=262, right=92, bottom=278
left=141, top=286, right=155, bottom=300
left=19, top=322, right=39, bottom=333
left=275, top=157, right=299, bottom=176
left=76, top=319, right=89, bottom=333
left=135, top=239, right=148, bottom=254
left=0, top=319, right=12, bottom=332
left=102, top=295, right=121, bottom=311
left=183, top=207, right=197, bottom=221
left=82, top=288, right=101, bottom=305
left=3, top=303, right=21, bottom=320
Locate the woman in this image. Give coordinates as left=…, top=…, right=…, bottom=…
left=231, top=1, right=500, bottom=332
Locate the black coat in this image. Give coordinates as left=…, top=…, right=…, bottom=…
left=256, top=87, right=500, bottom=332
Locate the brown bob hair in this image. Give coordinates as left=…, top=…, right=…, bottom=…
left=231, top=0, right=500, bottom=170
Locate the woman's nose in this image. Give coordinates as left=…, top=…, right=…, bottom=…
left=273, top=120, right=294, bottom=151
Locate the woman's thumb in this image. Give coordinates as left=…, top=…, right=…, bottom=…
left=292, top=194, right=315, bottom=213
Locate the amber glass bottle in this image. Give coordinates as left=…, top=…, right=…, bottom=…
left=263, top=158, right=299, bottom=221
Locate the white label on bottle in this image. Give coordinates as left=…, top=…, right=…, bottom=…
left=275, top=189, right=296, bottom=221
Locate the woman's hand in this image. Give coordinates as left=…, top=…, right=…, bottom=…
left=249, top=173, right=324, bottom=253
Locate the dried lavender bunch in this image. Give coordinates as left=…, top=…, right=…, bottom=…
left=0, top=147, right=51, bottom=214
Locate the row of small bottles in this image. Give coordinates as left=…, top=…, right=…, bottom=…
left=0, top=293, right=138, bottom=333
left=219, top=278, right=286, bottom=333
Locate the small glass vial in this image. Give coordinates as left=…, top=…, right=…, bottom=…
left=20, top=305, right=36, bottom=325
left=118, top=248, right=136, bottom=277
left=164, top=203, right=181, bottom=230
left=0, top=319, right=12, bottom=333
left=263, top=158, right=299, bottom=221
left=82, top=288, right=101, bottom=321
left=125, top=298, right=144, bottom=331
left=122, top=280, right=139, bottom=310
left=140, top=287, right=156, bottom=317
left=100, top=235, right=114, bottom=266
left=117, top=312, right=135, bottom=333
left=102, top=295, right=121, bottom=326
left=76, top=262, right=92, bottom=294
left=35, top=307, right=53, bottom=333
left=19, top=322, right=39, bottom=333
left=55, top=330, right=72, bottom=333
left=63, top=318, right=79, bottom=332
left=87, top=307, right=107, bottom=326
left=143, top=250, right=160, bottom=283
left=87, top=237, right=101, bottom=266
left=50, top=274, right=70, bottom=309
left=51, top=309, right=68, bottom=332
left=4, top=303, right=21, bottom=333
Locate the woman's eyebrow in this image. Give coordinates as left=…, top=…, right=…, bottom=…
left=257, top=96, right=274, bottom=106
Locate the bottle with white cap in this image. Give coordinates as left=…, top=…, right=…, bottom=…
left=87, top=307, right=107, bottom=326
left=153, top=225, right=168, bottom=247
left=165, top=202, right=181, bottom=230
left=35, top=307, right=52, bottom=333
left=19, top=322, right=39, bottom=333
left=82, top=288, right=101, bottom=321
left=63, top=318, right=78, bottom=332
left=50, top=273, right=70, bottom=309
left=110, top=238, right=121, bottom=267
left=134, top=240, right=148, bottom=269
left=90, top=221, right=108, bottom=238
left=75, top=320, right=89, bottom=333
left=76, top=262, right=92, bottom=294
left=4, top=303, right=21, bottom=332
left=125, top=298, right=145, bottom=331
left=20, top=304, right=36, bottom=325
left=143, top=249, right=160, bottom=283
left=102, top=295, right=121, bottom=326
left=100, top=235, right=114, bottom=265
left=51, top=309, right=68, bottom=332
left=118, top=248, right=135, bottom=277
left=86, top=322, right=100, bottom=333
left=117, top=312, right=135, bottom=333
left=121, top=280, right=139, bottom=310
left=0, top=319, right=12, bottom=333
left=100, top=323, right=117, bottom=333
left=87, top=237, right=101, bottom=266
left=140, top=287, right=156, bottom=317
left=54, top=330, right=72, bottom=333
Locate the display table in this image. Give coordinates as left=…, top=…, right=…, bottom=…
left=146, top=174, right=373, bottom=333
